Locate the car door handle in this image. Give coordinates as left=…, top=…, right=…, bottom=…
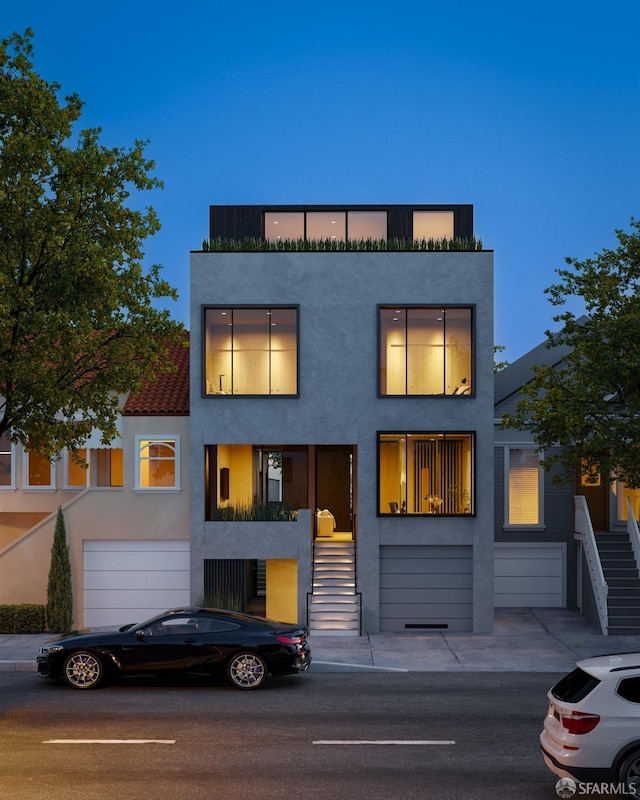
left=183, top=637, right=198, bottom=644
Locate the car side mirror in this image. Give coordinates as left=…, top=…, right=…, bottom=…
left=134, top=629, right=146, bottom=641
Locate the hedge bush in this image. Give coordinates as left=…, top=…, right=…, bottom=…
left=0, top=604, right=46, bottom=633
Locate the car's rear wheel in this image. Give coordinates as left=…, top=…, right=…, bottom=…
left=619, top=749, right=640, bottom=793
left=63, top=651, right=104, bottom=689
left=227, top=651, right=267, bottom=689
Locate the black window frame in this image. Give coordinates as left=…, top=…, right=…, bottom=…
left=202, top=304, right=300, bottom=398
left=377, top=430, right=475, bottom=517
left=378, top=304, right=475, bottom=398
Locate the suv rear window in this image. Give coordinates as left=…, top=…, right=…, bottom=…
left=551, top=667, right=601, bottom=703
left=617, top=677, right=640, bottom=703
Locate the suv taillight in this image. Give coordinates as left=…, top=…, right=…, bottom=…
left=561, top=710, right=601, bottom=734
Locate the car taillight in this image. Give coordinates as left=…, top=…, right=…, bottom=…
left=560, top=710, right=601, bottom=734
left=276, top=634, right=305, bottom=645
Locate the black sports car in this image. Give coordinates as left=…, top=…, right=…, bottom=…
left=37, top=607, right=311, bottom=690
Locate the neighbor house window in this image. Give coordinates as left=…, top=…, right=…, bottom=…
left=91, top=448, right=123, bottom=487
left=24, top=452, right=55, bottom=490
left=204, top=307, right=298, bottom=396
left=505, top=447, right=542, bottom=526
left=64, top=447, right=124, bottom=489
left=0, top=432, right=15, bottom=489
left=379, top=306, right=472, bottom=395
left=65, top=449, right=88, bottom=489
left=378, top=432, right=473, bottom=515
left=615, top=482, right=640, bottom=522
left=136, top=437, right=179, bottom=490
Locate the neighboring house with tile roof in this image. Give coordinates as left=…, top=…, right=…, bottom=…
left=0, top=334, right=191, bottom=629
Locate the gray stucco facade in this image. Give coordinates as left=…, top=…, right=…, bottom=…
left=189, top=218, right=495, bottom=633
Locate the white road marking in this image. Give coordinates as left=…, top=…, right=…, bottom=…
left=43, top=739, right=176, bottom=744
left=313, top=740, right=455, bottom=745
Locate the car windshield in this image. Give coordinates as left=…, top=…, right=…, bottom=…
left=551, top=667, right=601, bottom=703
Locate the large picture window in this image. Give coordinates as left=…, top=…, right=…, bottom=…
left=204, top=307, right=298, bottom=396
left=379, top=432, right=473, bottom=515
left=505, top=447, right=542, bottom=526
left=379, top=306, right=472, bottom=395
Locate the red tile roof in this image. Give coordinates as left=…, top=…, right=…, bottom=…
left=123, top=332, right=190, bottom=416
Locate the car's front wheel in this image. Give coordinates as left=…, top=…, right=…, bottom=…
left=619, top=749, right=640, bottom=793
left=63, top=651, right=104, bottom=689
left=227, top=651, right=267, bottom=689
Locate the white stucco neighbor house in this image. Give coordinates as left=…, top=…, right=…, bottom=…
left=0, top=334, right=190, bottom=629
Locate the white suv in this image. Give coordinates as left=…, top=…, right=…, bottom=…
left=541, top=653, right=640, bottom=792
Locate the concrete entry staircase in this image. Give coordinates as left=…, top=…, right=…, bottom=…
left=308, top=539, right=360, bottom=636
left=596, top=532, right=640, bottom=635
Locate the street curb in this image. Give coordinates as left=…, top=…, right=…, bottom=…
left=0, top=661, right=36, bottom=672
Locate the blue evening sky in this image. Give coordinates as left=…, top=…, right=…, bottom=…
left=4, top=2, right=639, bottom=362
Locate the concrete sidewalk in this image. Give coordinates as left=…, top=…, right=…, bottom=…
left=1, top=608, right=639, bottom=674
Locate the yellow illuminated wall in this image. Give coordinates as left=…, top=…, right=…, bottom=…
left=266, top=560, right=298, bottom=623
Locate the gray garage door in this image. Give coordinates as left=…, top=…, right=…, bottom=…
left=380, top=545, right=473, bottom=632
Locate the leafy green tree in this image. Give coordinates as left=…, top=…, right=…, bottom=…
left=46, top=507, right=73, bottom=632
left=502, top=218, right=640, bottom=487
left=0, top=30, right=181, bottom=457
left=493, top=345, right=509, bottom=373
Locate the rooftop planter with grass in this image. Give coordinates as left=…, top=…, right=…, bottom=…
left=201, top=236, right=484, bottom=253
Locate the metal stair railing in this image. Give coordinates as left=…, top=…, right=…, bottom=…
left=574, top=495, right=608, bottom=635
left=626, top=497, right=640, bottom=573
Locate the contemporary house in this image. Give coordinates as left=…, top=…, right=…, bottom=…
left=190, top=204, right=495, bottom=634
left=0, top=335, right=191, bottom=629
left=495, top=337, right=640, bottom=634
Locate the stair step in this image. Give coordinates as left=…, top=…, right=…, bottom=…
left=598, top=542, right=633, bottom=551
left=314, top=563, right=355, bottom=572
left=310, top=595, right=359, bottom=604
left=609, top=588, right=640, bottom=597
left=601, top=555, right=637, bottom=563
left=607, top=604, right=640, bottom=615
left=596, top=534, right=632, bottom=543
left=309, top=628, right=360, bottom=637
left=608, top=628, right=640, bottom=635
left=603, top=569, right=639, bottom=579
left=310, top=616, right=360, bottom=626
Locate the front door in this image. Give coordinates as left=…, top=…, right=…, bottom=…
left=315, top=445, right=356, bottom=539
left=576, top=471, right=609, bottom=532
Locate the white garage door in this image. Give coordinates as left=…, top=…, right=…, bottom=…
left=83, top=540, right=190, bottom=628
left=494, top=543, right=565, bottom=607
